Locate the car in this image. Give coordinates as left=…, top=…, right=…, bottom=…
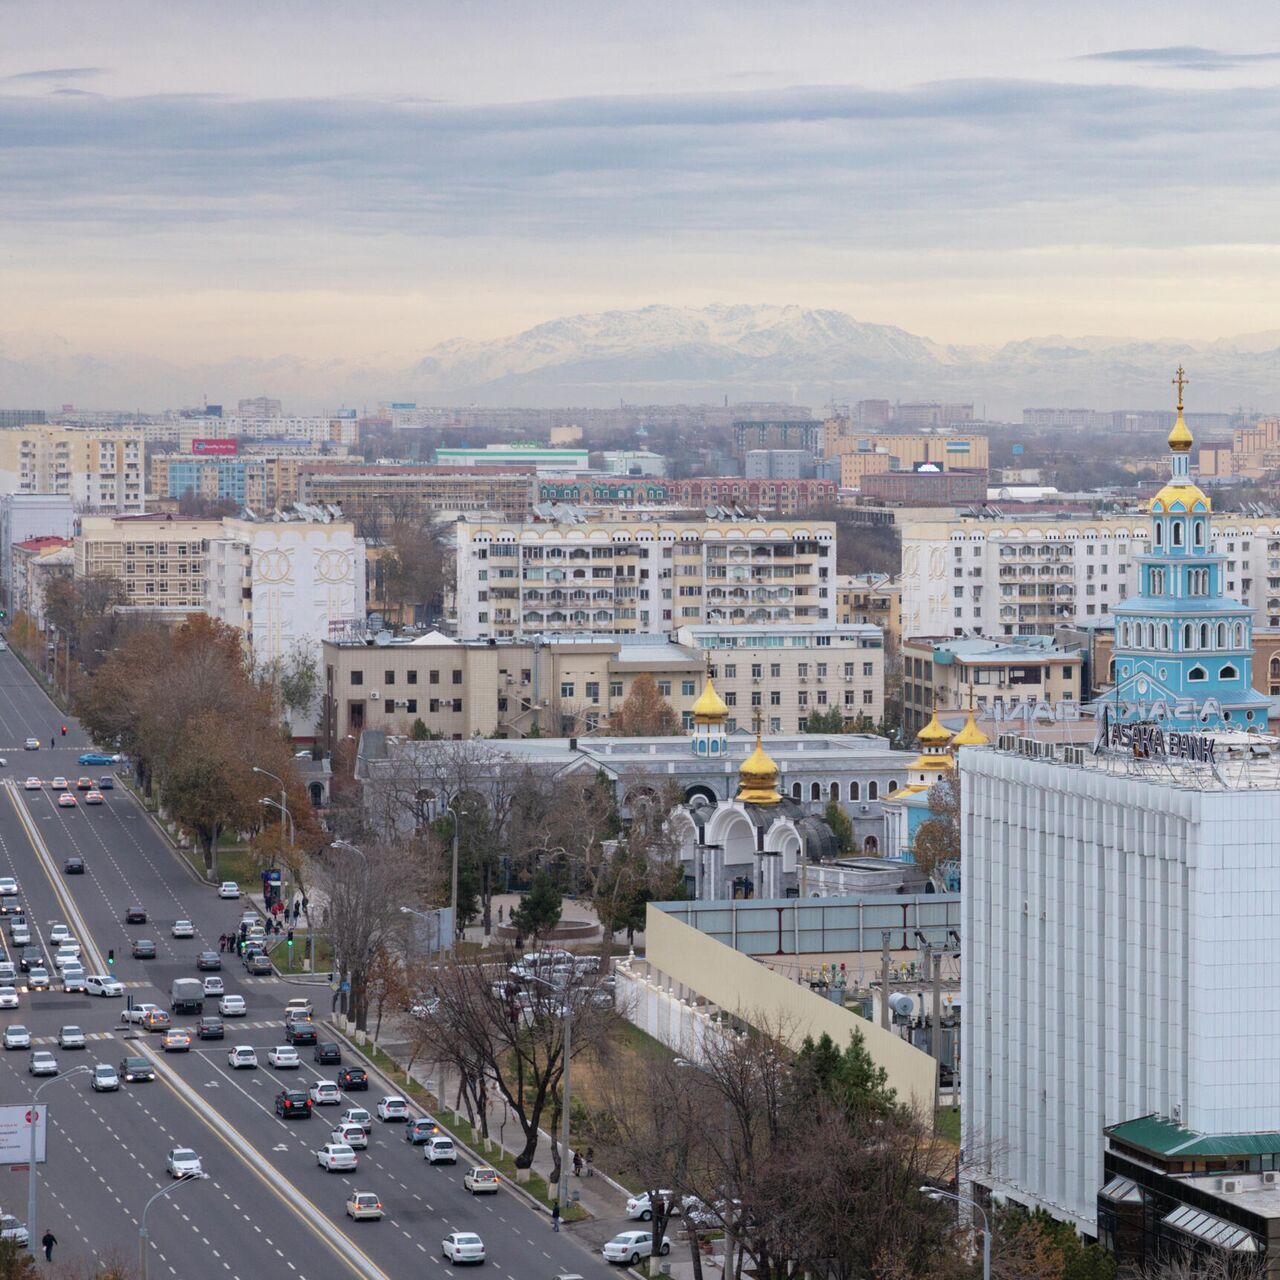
left=119, top=1056, right=154, bottom=1082
left=602, top=1231, right=667, bottom=1265
left=52, top=948, right=80, bottom=971
left=339, top=1107, right=372, bottom=1133
left=84, top=790, right=104, bottom=806
left=245, top=953, right=272, bottom=975
left=61, top=967, right=86, bottom=992
left=284, top=1007, right=313, bottom=1026
left=166, top=1148, right=202, bottom=1179
left=0, top=961, right=16, bottom=983
left=18, top=946, right=40, bottom=970
left=0, top=1216, right=28, bottom=1249
left=404, top=1116, right=443, bottom=1145
left=28, top=1050, right=57, bottom=1076
left=6, top=916, right=24, bottom=937
left=241, top=941, right=266, bottom=964
left=0, top=987, right=18, bottom=1010
left=122, top=1002, right=162, bottom=1026
left=196, top=1015, right=224, bottom=1040
left=316, top=1142, right=358, bottom=1172
left=50, top=776, right=67, bottom=790
left=218, top=994, right=246, bottom=1017
left=285, top=1021, right=316, bottom=1046
left=463, top=1166, right=500, bottom=1194
left=91, top=1063, right=119, bottom=1092
left=4, top=1026, right=30, bottom=1050
left=442, top=1232, right=485, bottom=1264
left=196, top=951, right=221, bottom=972
left=62, top=855, right=84, bottom=874
left=0, top=876, right=18, bottom=898
left=48, top=924, right=70, bottom=944
left=202, top=976, right=224, bottom=997
left=78, top=752, right=118, bottom=765
left=331, top=1122, right=368, bottom=1149
left=23, top=778, right=40, bottom=791
left=97, top=776, right=114, bottom=790
left=376, top=1096, right=408, bottom=1122
left=75, top=777, right=92, bottom=790
left=170, top=919, right=194, bottom=939
left=27, top=968, right=49, bottom=991
left=9, top=925, right=29, bottom=947
left=308, top=1080, right=341, bottom=1106
left=142, top=1009, right=172, bottom=1032
left=313, top=1042, right=340, bottom=1065
left=275, top=1089, right=311, bottom=1119
left=218, top=882, right=241, bottom=899
left=86, top=974, right=123, bottom=997
left=227, top=1046, right=258, bottom=1069
left=425, top=1136, right=456, bottom=1164
left=267, top=1046, right=299, bottom=1069
left=346, top=1192, right=383, bottom=1221
left=131, top=938, right=157, bottom=959
left=162, top=1029, right=192, bottom=1053
left=124, top=906, right=147, bottom=924
left=284, top=997, right=313, bottom=1018
left=25, top=739, right=40, bottom=751
left=338, top=1067, right=368, bottom=1091
left=57, top=1026, right=85, bottom=1049
left=56, top=793, right=76, bottom=808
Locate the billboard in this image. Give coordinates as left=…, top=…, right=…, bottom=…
left=192, top=439, right=237, bottom=456
left=0, top=1104, right=46, bottom=1165
left=913, top=461, right=943, bottom=474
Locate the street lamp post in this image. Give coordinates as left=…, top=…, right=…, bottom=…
left=252, top=767, right=288, bottom=871
left=331, top=840, right=370, bottom=1021
left=29, top=1065, right=90, bottom=1250
left=140, top=1172, right=208, bottom=1280
left=921, top=1186, right=990, bottom=1280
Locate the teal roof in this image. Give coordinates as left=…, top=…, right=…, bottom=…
left=1107, top=1115, right=1280, bottom=1158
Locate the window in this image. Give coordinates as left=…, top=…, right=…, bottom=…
left=1188, top=664, right=1208, bottom=682
left=407, top=670, right=418, bottom=685
left=810, top=782, right=822, bottom=800
left=751, top=692, right=762, bottom=707
left=1173, top=523, right=1184, bottom=547
left=405, top=699, right=417, bottom=713
left=725, top=664, right=737, bottom=678
left=351, top=670, right=363, bottom=686
left=868, top=781, right=879, bottom=800
left=770, top=663, right=781, bottom=678
left=851, top=781, right=860, bottom=800
left=1220, top=664, right=1238, bottom=680
left=430, top=670, right=440, bottom=684
left=798, top=663, right=809, bottom=678
left=585, top=682, right=600, bottom=703
left=452, top=670, right=462, bottom=685
left=657, top=680, right=672, bottom=696
left=863, top=662, right=874, bottom=677
left=384, top=670, right=395, bottom=686
left=682, top=680, right=696, bottom=697
left=609, top=681, right=623, bottom=699
left=453, top=699, right=462, bottom=712
left=725, top=692, right=737, bottom=706
left=770, top=717, right=781, bottom=733
left=560, top=682, right=575, bottom=699
left=816, top=663, right=827, bottom=678
left=771, top=690, right=782, bottom=706
left=751, top=664, right=762, bottom=679
left=791, top=782, right=802, bottom=799
left=863, top=690, right=874, bottom=704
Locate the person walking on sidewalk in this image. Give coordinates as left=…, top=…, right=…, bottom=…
left=585, top=1146, right=595, bottom=1177
left=572, top=1151, right=583, bottom=1177
left=551, top=1202, right=560, bottom=1232
left=42, top=1229, right=57, bottom=1261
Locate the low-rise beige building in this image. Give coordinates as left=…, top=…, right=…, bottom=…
left=836, top=574, right=902, bottom=653
left=10, top=537, right=73, bottom=628
left=75, top=514, right=223, bottom=610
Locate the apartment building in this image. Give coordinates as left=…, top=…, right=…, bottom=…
left=836, top=574, right=902, bottom=652
left=150, top=454, right=332, bottom=511
left=860, top=467, right=987, bottom=506
left=10, top=537, right=73, bottom=628
left=825, top=427, right=989, bottom=473
left=1196, top=416, right=1280, bottom=480
left=732, top=420, right=823, bottom=457
left=0, top=493, right=75, bottom=611
left=76, top=514, right=222, bottom=610
left=0, top=425, right=145, bottom=512
left=668, top=477, right=836, bottom=514
left=297, top=465, right=535, bottom=522
left=455, top=517, right=837, bottom=640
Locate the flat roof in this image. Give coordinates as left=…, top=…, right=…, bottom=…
left=1108, top=1114, right=1280, bottom=1159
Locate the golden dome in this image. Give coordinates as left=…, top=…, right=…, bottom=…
left=1167, top=410, right=1194, bottom=453
left=951, top=708, right=990, bottom=748
left=691, top=676, right=728, bottom=724
left=1150, top=481, right=1211, bottom=514
left=916, top=711, right=953, bottom=747
left=737, top=729, right=781, bottom=806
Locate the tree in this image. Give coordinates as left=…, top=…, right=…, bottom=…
left=510, top=869, right=561, bottom=941
left=804, top=707, right=846, bottom=733
left=822, top=799, right=855, bottom=854
left=795, top=1029, right=902, bottom=1124
left=912, top=771, right=961, bottom=879
left=259, top=640, right=320, bottom=726
left=0, top=1237, right=38, bottom=1279
left=990, top=1206, right=1117, bottom=1280
left=411, top=717, right=431, bottom=740
left=610, top=673, right=679, bottom=736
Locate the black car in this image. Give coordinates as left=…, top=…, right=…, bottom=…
left=131, top=938, right=156, bottom=959
left=245, top=953, right=272, bottom=975
left=338, top=1067, right=368, bottom=1092
left=124, top=906, right=147, bottom=924
left=19, top=946, right=41, bottom=972
left=196, top=1016, right=224, bottom=1040
left=274, top=1089, right=312, bottom=1119
left=196, top=952, right=221, bottom=972
left=285, top=1021, right=317, bottom=1045
left=63, top=856, right=84, bottom=875
left=119, top=1056, right=154, bottom=1083
left=313, top=1042, right=341, bottom=1065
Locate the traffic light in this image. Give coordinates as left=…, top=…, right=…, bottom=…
left=107, top=949, right=114, bottom=966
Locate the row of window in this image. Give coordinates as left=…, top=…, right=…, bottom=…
left=787, top=779, right=897, bottom=801
left=1119, top=619, right=1247, bottom=651
left=350, top=669, right=463, bottom=687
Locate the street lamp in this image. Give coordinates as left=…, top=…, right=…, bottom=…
left=437, top=799, right=473, bottom=945
left=330, top=840, right=370, bottom=1019
left=920, top=1186, right=990, bottom=1280
left=140, top=1172, right=208, bottom=1280
left=28, top=1065, right=91, bottom=1252
left=252, top=766, right=289, bottom=868
left=400, top=905, right=442, bottom=961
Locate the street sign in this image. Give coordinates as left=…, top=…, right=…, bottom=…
left=0, top=1105, right=46, bottom=1165
left=339, top=980, right=351, bottom=993
left=262, top=869, right=282, bottom=884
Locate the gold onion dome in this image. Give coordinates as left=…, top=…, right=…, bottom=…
left=737, top=729, right=782, bottom=806
left=691, top=676, right=728, bottom=724
left=916, top=711, right=953, bottom=746
left=1167, top=410, right=1194, bottom=453
left=951, top=708, right=990, bottom=748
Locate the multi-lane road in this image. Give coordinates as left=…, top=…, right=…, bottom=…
left=0, top=648, right=618, bottom=1279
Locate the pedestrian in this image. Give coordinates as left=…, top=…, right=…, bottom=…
left=497, top=905, right=504, bottom=926
left=551, top=1202, right=560, bottom=1232
left=292, top=900, right=301, bottom=922
left=217, top=934, right=225, bottom=953
left=585, top=1147, right=595, bottom=1177
left=50, top=736, right=54, bottom=748
left=41, top=1229, right=56, bottom=1261
left=572, top=1151, right=583, bottom=1177
left=301, top=894, right=309, bottom=913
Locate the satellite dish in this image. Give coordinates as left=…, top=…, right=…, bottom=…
left=374, top=631, right=393, bottom=647
left=888, top=992, right=915, bottom=1018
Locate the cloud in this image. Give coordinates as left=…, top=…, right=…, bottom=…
left=1081, top=45, right=1280, bottom=71
left=3, top=66, right=106, bottom=83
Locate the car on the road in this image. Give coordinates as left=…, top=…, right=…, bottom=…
left=202, top=976, right=224, bottom=998
left=9, top=925, right=29, bottom=947
left=61, top=967, right=86, bottom=993
left=3, top=1026, right=30, bottom=1050
left=345, top=1192, right=383, bottom=1221
left=25, top=738, right=40, bottom=752
left=309, top=1081, right=341, bottom=1106
left=142, top=1010, right=173, bottom=1033
left=50, top=775, right=67, bottom=790
left=0, top=987, right=19, bottom=1009
left=171, top=919, right=194, bottom=939
left=245, top=953, right=272, bottom=975
left=0, top=1216, right=28, bottom=1248
left=98, top=776, right=114, bottom=790
left=463, top=1166, right=500, bottom=1195
left=313, top=1042, right=340, bottom=1065
left=0, top=880, right=19, bottom=913
left=602, top=1231, right=667, bottom=1265
left=267, top=1046, right=299, bottom=1069
left=284, top=997, right=313, bottom=1018
left=227, top=1046, right=258, bottom=1070
left=339, top=1107, right=373, bottom=1133
left=91, top=1063, right=119, bottom=1092
left=62, top=855, right=84, bottom=874
left=124, top=906, right=147, bottom=924
left=48, top=924, right=70, bottom=944
left=84, top=790, right=104, bottom=806
left=240, top=941, right=266, bottom=964
left=57, top=1026, right=85, bottom=1049
left=131, top=938, right=157, bottom=959
left=166, top=1148, right=202, bottom=1179
left=56, top=793, right=76, bottom=808
left=28, top=1050, right=57, bottom=1076
left=218, top=994, right=246, bottom=1017
left=442, top=1232, right=485, bottom=1264
left=218, top=881, right=241, bottom=899
left=75, top=776, right=92, bottom=790
left=119, top=1056, right=154, bottom=1082
left=316, top=1142, right=358, bottom=1172
left=196, top=1016, right=224, bottom=1041
left=425, top=1136, right=456, bottom=1165
left=275, top=1088, right=311, bottom=1119
left=122, top=1002, right=162, bottom=1026
left=338, top=1067, right=368, bottom=1091
left=376, top=1096, right=408, bottom=1122
left=284, top=1021, right=316, bottom=1046
left=18, top=946, right=40, bottom=971
left=27, top=968, right=49, bottom=991
left=404, top=1116, right=443, bottom=1145
left=23, top=777, right=40, bottom=791
left=0, top=962, right=16, bottom=984
left=195, top=951, right=221, bottom=972
left=331, top=1122, right=367, bottom=1149
left=162, top=1029, right=192, bottom=1053
left=86, top=974, right=123, bottom=997
left=78, top=752, right=118, bottom=766
left=53, top=948, right=80, bottom=971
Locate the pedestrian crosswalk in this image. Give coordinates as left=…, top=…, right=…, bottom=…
left=25, top=1017, right=313, bottom=1046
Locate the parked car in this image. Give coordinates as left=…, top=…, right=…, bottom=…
left=245, top=953, right=272, bottom=976
left=602, top=1231, right=667, bottom=1266
left=626, top=1191, right=682, bottom=1221
left=218, top=882, right=241, bottom=899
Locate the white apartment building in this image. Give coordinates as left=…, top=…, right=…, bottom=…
left=0, top=425, right=145, bottom=513
left=902, top=514, right=1280, bottom=639
left=179, top=416, right=359, bottom=450
left=0, top=493, right=75, bottom=609
left=456, top=518, right=836, bottom=640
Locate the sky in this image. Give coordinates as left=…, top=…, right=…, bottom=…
left=4, top=0, right=1280, bottom=393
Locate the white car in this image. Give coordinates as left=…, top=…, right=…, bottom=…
left=218, top=882, right=241, bottom=899
left=425, top=1136, right=456, bottom=1164
left=172, top=920, right=195, bottom=939
left=603, top=1231, right=667, bottom=1265
left=227, top=1046, right=258, bottom=1069
left=27, top=968, right=50, bottom=991
left=57, top=1025, right=85, bottom=1049
left=0, top=1216, right=27, bottom=1248
left=442, top=1233, right=485, bottom=1265
left=22, top=778, right=40, bottom=791
left=0, top=878, right=17, bottom=896
left=626, top=1190, right=681, bottom=1221
left=28, top=1050, right=57, bottom=1076
left=23, top=739, right=39, bottom=751
left=375, top=1095, right=408, bottom=1122
left=86, top=974, right=124, bottom=997
left=9, top=926, right=29, bottom=947
left=61, top=967, right=86, bottom=992
left=316, top=1143, right=358, bottom=1172
left=339, top=1108, right=373, bottom=1133
left=50, top=776, right=67, bottom=791
left=219, top=994, right=246, bottom=1017
left=202, top=977, right=224, bottom=997
left=267, top=1046, right=299, bottom=1069
left=91, top=1063, right=119, bottom=1092
left=123, top=1003, right=163, bottom=1025
left=166, top=1148, right=202, bottom=1179
left=310, top=1081, right=342, bottom=1106
left=0, top=987, right=19, bottom=1009
left=48, top=924, right=70, bottom=945
left=53, top=948, right=80, bottom=970
left=3, top=1026, right=30, bottom=1050
left=331, top=1122, right=368, bottom=1150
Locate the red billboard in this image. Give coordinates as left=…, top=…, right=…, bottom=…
left=191, top=438, right=237, bottom=456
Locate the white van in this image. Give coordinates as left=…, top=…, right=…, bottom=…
left=425, top=1136, right=456, bottom=1165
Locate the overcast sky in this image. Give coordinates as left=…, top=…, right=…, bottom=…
left=4, top=0, right=1280, bottom=371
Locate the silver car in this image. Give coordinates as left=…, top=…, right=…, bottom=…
left=28, top=1050, right=57, bottom=1076
left=4, top=1026, right=30, bottom=1050
left=91, top=1064, right=119, bottom=1092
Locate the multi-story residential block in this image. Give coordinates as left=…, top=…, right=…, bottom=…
left=178, top=415, right=358, bottom=449
left=0, top=425, right=145, bottom=512
left=76, top=514, right=222, bottom=611
left=666, top=477, right=835, bottom=514
left=732, top=420, right=823, bottom=457
left=0, top=493, right=75, bottom=611
left=454, top=517, right=837, bottom=640
left=149, top=454, right=335, bottom=513
left=894, top=402, right=973, bottom=428
left=237, top=396, right=282, bottom=417
left=743, top=450, right=816, bottom=480
left=825, top=427, right=990, bottom=473
left=836, top=574, right=902, bottom=652
left=297, top=465, right=535, bottom=523
left=10, top=537, right=73, bottom=628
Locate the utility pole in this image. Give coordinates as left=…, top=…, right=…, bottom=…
left=932, top=949, right=943, bottom=1115
left=879, top=930, right=892, bottom=1030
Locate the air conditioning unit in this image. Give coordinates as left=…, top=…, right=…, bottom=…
left=1262, top=1171, right=1279, bottom=1187
left=369, top=691, right=381, bottom=700
left=1220, top=1178, right=1243, bottom=1194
